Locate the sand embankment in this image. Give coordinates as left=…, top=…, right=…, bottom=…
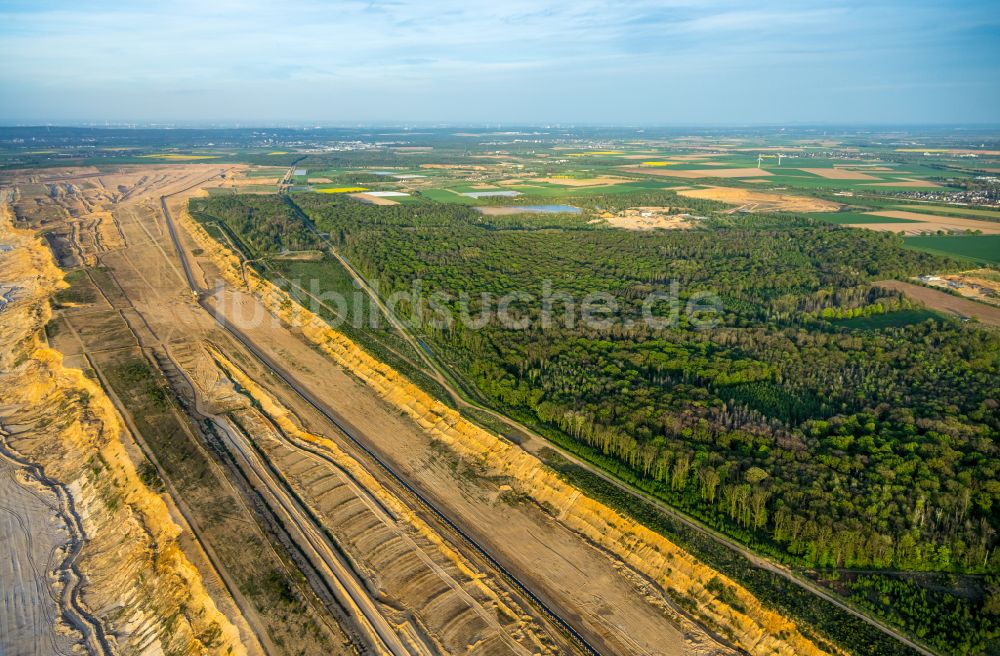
left=0, top=204, right=244, bottom=655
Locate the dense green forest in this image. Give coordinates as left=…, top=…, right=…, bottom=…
left=190, top=194, right=316, bottom=255
left=840, top=573, right=999, bottom=654
left=196, top=191, right=1000, bottom=654
left=287, top=192, right=999, bottom=573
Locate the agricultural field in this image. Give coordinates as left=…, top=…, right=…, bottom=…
left=903, top=234, right=1000, bottom=264
left=676, top=186, right=841, bottom=213
left=890, top=203, right=1000, bottom=220
left=851, top=210, right=1000, bottom=234
left=805, top=211, right=921, bottom=225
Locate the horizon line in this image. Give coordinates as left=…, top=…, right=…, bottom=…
left=3, top=121, right=1000, bottom=130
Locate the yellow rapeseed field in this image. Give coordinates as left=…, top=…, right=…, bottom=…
left=316, top=186, right=368, bottom=193
left=138, top=153, right=220, bottom=160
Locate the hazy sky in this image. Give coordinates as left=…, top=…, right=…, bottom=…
left=1, top=0, right=998, bottom=125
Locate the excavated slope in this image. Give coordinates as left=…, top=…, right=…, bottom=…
left=0, top=205, right=245, bottom=655
left=209, top=347, right=565, bottom=655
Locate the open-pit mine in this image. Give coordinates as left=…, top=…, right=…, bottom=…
left=1, top=164, right=831, bottom=656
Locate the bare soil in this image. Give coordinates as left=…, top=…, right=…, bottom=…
left=918, top=271, right=1000, bottom=307
left=604, top=207, right=698, bottom=230
left=0, top=452, right=80, bottom=656
left=348, top=192, right=399, bottom=206
left=862, top=211, right=1000, bottom=234
left=677, top=186, right=841, bottom=212
left=874, top=280, right=1000, bottom=326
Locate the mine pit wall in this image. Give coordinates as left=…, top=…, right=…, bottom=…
left=182, top=207, right=835, bottom=656
left=208, top=347, right=562, bottom=656
left=0, top=205, right=245, bottom=656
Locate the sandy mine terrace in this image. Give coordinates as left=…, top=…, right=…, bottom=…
left=0, top=453, right=78, bottom=656
left=2, top=167, right=257, bottom=656
left=0, top=166, right=737, bottom=654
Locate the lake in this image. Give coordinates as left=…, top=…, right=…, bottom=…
left=475, top=204, right=582, bottom=215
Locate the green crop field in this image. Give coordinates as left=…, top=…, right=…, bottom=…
left=892, top=204, right=1000, bottom=220
left=903, top=234, right=1000, bottom=264
left=833, top=308, right=947, bottom=330
left=416, top=188, right=482, bottom=204
left=805, top=212, right=921, bottom=225
left=245, top=168, right=286, bottom=178
left=507, top=183, right=672, bottom=197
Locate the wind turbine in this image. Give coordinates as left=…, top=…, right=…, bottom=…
left=757, top=153, right=764, bottom=169
left=777, top=153, right=784, bottom=166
